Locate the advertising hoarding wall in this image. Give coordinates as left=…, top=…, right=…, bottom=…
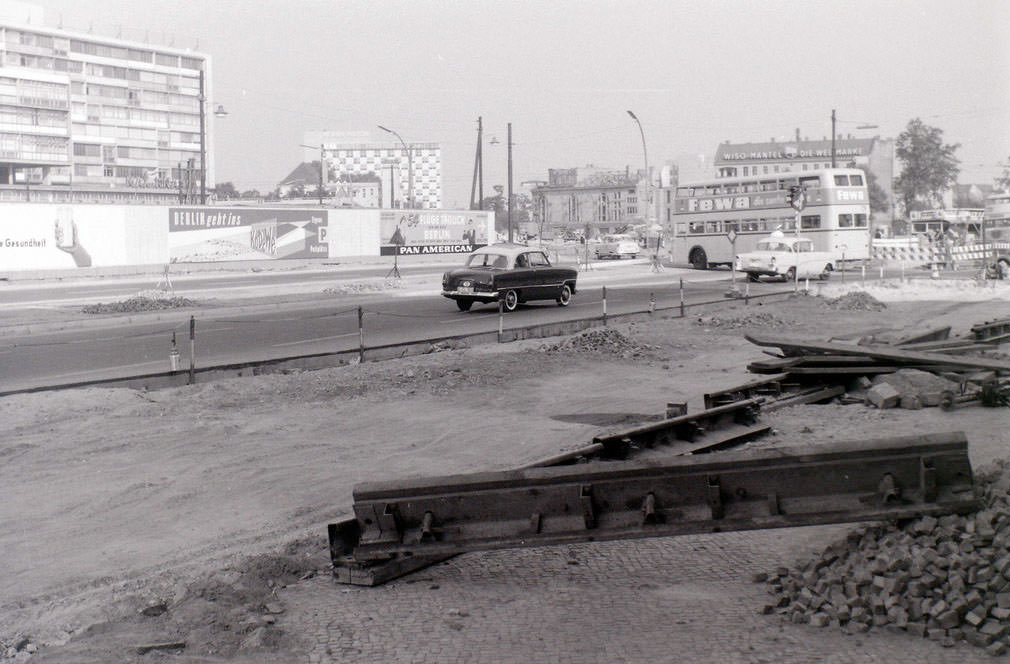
left=168, top=207, right=329, bottom=262
left=324, top=209, right=380, bottom=258
left=0, top=204, right=494, bottom=272
left=380, top=210, right=493, bottom=256
left=0, top=204, right=165, bottom=270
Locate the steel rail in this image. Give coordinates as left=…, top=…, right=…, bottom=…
left=346, top=432, right=977, bottom=560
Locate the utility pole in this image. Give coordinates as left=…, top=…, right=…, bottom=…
left=507, top=122, right=513, bottom=243
left=831, top=109, right=836, bottom=168
left=470, top=116, right=484, bottom=210
left=318, top=143, right=324, bottom=205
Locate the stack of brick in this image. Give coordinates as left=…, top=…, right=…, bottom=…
left=759, top=461, right=1010, bottom=656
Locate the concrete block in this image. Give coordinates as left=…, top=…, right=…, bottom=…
left=867, top=382, right=900, bottom=408
left=900, top=395, right=923, bottom=410
left=986, top=641, right=1008, bottom=657
left=906, top=621, right=927, bottom=637
left=937, top=610, right=961, bottom=629
left=991, top=607, right=1010, bottom=620
left=965, top=609, right=986, bottom=627
left=980, top=620, right=1009, bottom=639
left=997, top=593, right=1010, bottom=609
left=810, top=612, right=831, bottom=627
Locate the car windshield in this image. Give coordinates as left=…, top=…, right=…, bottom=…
left=756, top=241, right=792, bottom=252
left=466, top=253, right=508, bottom=268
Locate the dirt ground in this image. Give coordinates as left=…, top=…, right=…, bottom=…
left=2, top=284, right=1009, bottom=662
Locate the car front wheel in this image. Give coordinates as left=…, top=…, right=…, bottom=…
left=556, top=284, right=572, bottom=307
left=502, top=289, right=519, bottom=312
left=784, top=267, right=796, bottom=282
left=747, top=273, right=761, bottom=282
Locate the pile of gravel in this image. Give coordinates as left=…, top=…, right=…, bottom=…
left=81, top=296, right=196, bottom=314
left=760, top=460, right=1010, bottom=655
left=694, top=311, right=792, bottom=330
left=323, top=279, right=402, bottom=295
left=823, top=291, right=887, bottom=311
left=539, top=328, right=655, bottom=358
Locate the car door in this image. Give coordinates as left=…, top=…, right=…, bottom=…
left=527, top=250, right=559, bottom=298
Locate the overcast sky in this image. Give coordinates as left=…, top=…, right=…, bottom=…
left=29, top=0, right=1010, bottom=206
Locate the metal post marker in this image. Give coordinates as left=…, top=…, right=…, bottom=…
left=357, top=306, right=365, bottom=363
left=602, top=286, right=607, bottom=326
left=188, top=315, right=195, bottom=385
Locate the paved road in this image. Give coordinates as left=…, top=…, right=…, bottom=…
left=0, top=284, right=748, bottom=392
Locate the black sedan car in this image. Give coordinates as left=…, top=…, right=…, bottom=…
left=442, top=244, right=578, bottom=311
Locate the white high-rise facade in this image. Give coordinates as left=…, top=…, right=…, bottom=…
left=305, top=130, right=442, bottom=209
left=0, top=4, right=213, bottom=204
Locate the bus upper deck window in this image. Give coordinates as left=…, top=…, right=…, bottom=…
left=834, top=175, right=849, bottom=186
left=838, top=214, right=853, bottom=228
left=799, top=177, right=820, bottom=188
left=855, top=214, right=868, bottom=227
left=849, top=174, right=864, bottom=186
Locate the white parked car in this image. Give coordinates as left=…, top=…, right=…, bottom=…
left=594, top=234, right=640, bottom=260
left=735, top=232, right=834, bottom=282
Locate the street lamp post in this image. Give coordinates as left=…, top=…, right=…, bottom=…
left=377, top=125, right=413, bottom=209
left=627, top=110, right=656, bottom=263
left=198, top=69, right=228, bottom=205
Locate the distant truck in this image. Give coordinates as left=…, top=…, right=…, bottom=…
left=735, top=232, right=834, bottom=282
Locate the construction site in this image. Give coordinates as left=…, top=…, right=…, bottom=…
left=1, top=270, right=1009, bottom=663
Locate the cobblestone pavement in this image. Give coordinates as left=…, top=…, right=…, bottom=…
left=279, top=524, right=1002, bottom=663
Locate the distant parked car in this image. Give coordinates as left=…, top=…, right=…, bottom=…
left=735, top=232, right=834, bottom=282
left=442, top=244, right=578, bottom=312
left=594, top=234, right=640, bottom=260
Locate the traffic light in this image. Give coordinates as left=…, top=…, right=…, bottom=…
left=785, top=187, right=795, bottom=208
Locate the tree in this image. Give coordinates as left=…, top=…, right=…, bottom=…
left=996, top=156, right=1010, bottom=193
left=478, top=186, right=531, bottom=237
left=215, top=181, right=238, bottom=200
left=894, top=118, right=960, bottom=214
left=241, top=189, right=261, bottom=199
left=857, top=166, right=890, bottom=215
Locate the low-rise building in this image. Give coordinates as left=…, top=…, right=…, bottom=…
left=529, top=165, right=653, bottom=239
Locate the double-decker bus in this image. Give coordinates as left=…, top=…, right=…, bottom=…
left=669, top=168, right=870, bottom=269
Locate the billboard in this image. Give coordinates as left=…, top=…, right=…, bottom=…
left=168, top=207, right=329, bottom=262
left=380, top=210, right=490, bottom=256
left=0, top=204, right=165, bottom=270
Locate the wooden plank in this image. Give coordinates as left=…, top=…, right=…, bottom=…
left=745, top=333, right=1010, bottom=372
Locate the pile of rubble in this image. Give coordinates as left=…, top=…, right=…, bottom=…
left=80, top=296, right=197, bottom=314
left=694, top=311, right=792, bottom=330
left=760, top=461, right=1010, bottom=656
left=539, top=328, right=656, bottom=358
left=823, top=291, right=887, bottom=311
left=863, top=369, right=964, bottom=409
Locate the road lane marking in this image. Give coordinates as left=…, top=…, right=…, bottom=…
left=271, top=333, right=359, bottom=348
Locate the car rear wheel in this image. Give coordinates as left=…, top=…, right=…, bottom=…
left=456, top=298, right=473, bottom=311
left=690, top=248, right=708, bottom=270
left=556, top=284, right=572, bottom=307
left=784, top=267, right=796, bottom=282
left=502, top=289, right=519, bottom=312
left=747, top=273, right=761, bottom=282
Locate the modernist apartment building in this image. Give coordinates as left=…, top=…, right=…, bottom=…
left=304, top=130, right=442, bottom=209
left=529, top=165, right=653, bottom=238
left=0, top=8, right=213, bottom=204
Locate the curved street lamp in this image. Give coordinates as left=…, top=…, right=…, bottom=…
left=628, top=110, right=660, bottom=269
left=377, top=124, right=413, bottom=208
